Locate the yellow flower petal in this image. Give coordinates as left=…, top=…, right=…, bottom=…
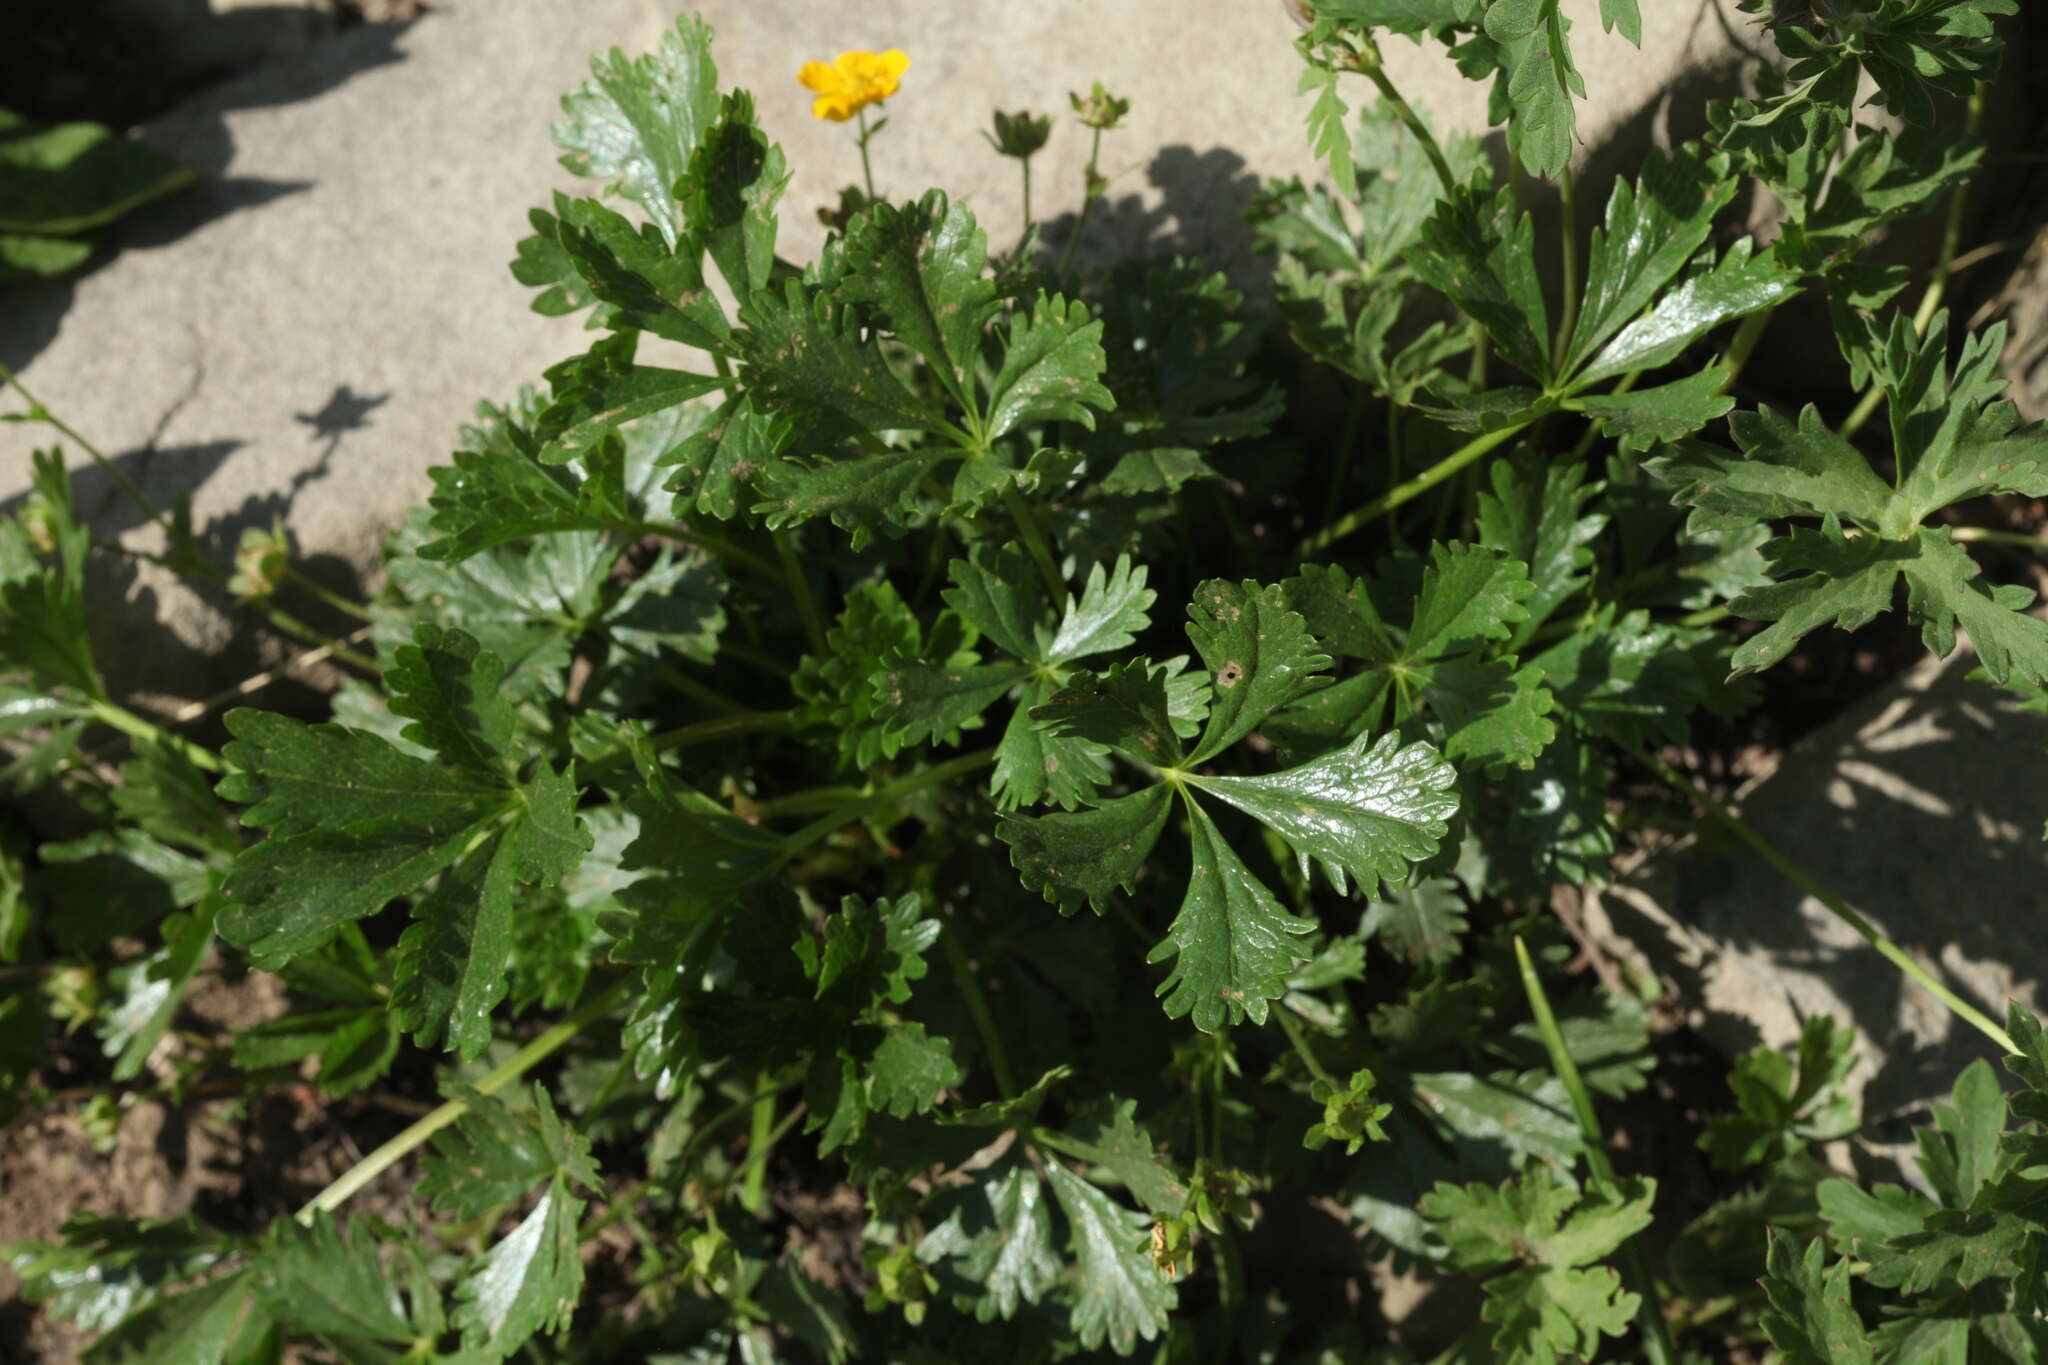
left=796, top=49, right=910, bottom=121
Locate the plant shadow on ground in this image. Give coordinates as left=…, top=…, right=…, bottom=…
left=0, top=5, right=423, bottom=377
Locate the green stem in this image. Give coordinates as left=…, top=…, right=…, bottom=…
left=1273, top=1005, right=1337, bottom=1088
left=1020, top=155, right=1033, bottom=236
left=87, top=699, right=224, bottom=774
left=943, top=925, right=1017, bottom=1100
left=740, top=1069, right=778, bottom=1215
left=1715, top=308, right=1775, bottom=392
left=1001, top=481, right=1068, bottom=605
left=257, top=602, right=380, bottom=674
left=777, top=748, right=997, bottom=864
left=774, top=528, right=830, bottom=658
left=649, top=710, right=792, bottom=754
left=1628, top=743, right=2016, bottom=1054
left=1, top=362, right=173, bottom=536
left=1300, top=420, right=1530, bottom=558
left=1839, top=81, right=1984, bottom=444
left=856, top=107, right=878, bottom=201
left=629, top=521, right=778, bottom=580
left=1567, top=371, right=1640, bottom=460
left=297, top=976, right=633, bottom=1222
left=1322, top=382, right=1369, bottom=529
left=284, top=567, right=375, bottom=624
left=1950, top=526, right=2048, bottom=550
left=1352, top=37, right=1458, bottom=196
left=1513, top=936, right=1677, bottom=1365
left=1057, top=127, right=1105, bottom=280
left=1553, top=162, right=1580, bottom=377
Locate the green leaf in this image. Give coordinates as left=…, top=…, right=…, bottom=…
left=999, top=783, right=1173, bottom=916
left=0, top=231, right=92, bottom=281
left=552, top=13, right=721, bottom=246
left=867, top=1022, right=964, bottom=1118
left=1562, top=148, right=1735, bottom=376
left=992, top=678, right=1111, bottom=811
left=753, top=447, right=950, bottom=550
left=1408, top=542, right=1537, bottom=658
left=793, top=577, right=975, bottom=769
left=99, top=903, right=218, bottom=1083
left=8, top=1214, right=231, bottom=1335
left=1571, top=366, right=1735, bottom=454
left=919, top=1163, right=1060, bottom=1321
left=1045, top=1160, right=1174, bottom=1355
left=1032, top=661, right=1187, bottom=769
left=982, top=293, right=1115, bottom=440
left=419, top=434, right=637, bottom=563
left=454, top=1177, right=587, bottom=1355
left=1475, top=454, right=1607, bottom=646
left=422, top=1085, right=600, bottom=1218
left=738, top=279, right=951, bottom=437
left=1411, top=1069, right=1584, bottom=1164
left=0, top=110, right=194, bottom=236
left=1600, top=0, right=1640, bottom=44
left=1055, top=1100, right=1189, bottom=1216
left=871, top=658, right=1026, bottom=745
left=1759, top=1231, right=1875, bottom=1365
left=391, top=763, right=590, bottom=1059
left=1305, top=1068, right=1394, bottom=1155
left=1297, top=62, right=1357, bottom=201
left=1360, top=877, right=1469, bottom=967
left=841, top=192, right=999, bottom=414
left=1188, top=730, right=1457, bottom=896
left=84, top=1270, right=255, bottom=1365
left=1150, top=795, right=1315, bottom=1032
left=546, top=195, right=728, bottom=350
left=251, top=1214, right=411, bottom=1345
left=1490, top=5, right=1585, bottom=182
left=943, top=547, right=1053, bottom=662
left=1409, top=186, right=1551, bottom=383
left=1185, top=580, right=1331, bottom=763
left=681, top=89, right=788, bottom=305
left=0, top=451, right=99, bottom=696
left=214, top=709, right=499, bottom=839
left=797, top=893, right=938, bottom=1012
left=1049, top=556, right=1156, bottom=664
left=1422, top=1170, right=1654, bottom=1365
left=385, top=624, right=518, bottom=779
left=1575, top=238, right=1797, bottom=384
left=1883, top=320, right=2048, bottom=529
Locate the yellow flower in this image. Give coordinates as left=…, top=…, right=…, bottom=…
left=797, top=49, right=910, bottom=122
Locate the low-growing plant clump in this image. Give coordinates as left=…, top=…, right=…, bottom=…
left=2, top=1, right=2044, bottom=1360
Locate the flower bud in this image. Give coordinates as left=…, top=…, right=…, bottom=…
left=228, top=519, right=291, bottom=602
left=986, top=108, right=1053, bottom=160
left=1068, top=82, right=1131, bottom=131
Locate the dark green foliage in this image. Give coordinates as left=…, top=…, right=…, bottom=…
left=0, top=4, right=2035, bottom=1362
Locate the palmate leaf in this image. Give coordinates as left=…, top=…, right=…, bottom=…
left=552, top=13, right=721, bottom=246
left=1032, top=661, right=1186, bottom=769
left=219, top=630, right=589, bottom=1057
left=736, top=278, right=952, bottom=436
left=1423, top=1170, right=1654, bottom=1365
left=1045, top=1160, right=1175, bottom=1355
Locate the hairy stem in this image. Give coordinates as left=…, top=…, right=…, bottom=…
left=1300, top=420, right=1530, bottom=558
left=1351, top=36, right=1459, bottom=196
left=856, top=107, right=878, bottom=201
left=1513, top=937, right=1678, bottom=1365
left=740, top=1069, right=779, bottom=1215
left=1629, top=743, right=2016, bottom=1054
left=1274, top=1005, right=1337, bottom=1088
left=297, top=975, right=634, bottom=1222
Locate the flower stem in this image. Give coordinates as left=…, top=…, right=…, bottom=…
left=284, top=566, right=375, bottom=623
left=1273, top=1005, right=1337, bottom=1088
left=629, top=521, right=778, bottom=580
left=856, top=107, right=878, bottom=201
left=296, top=975, right=634, bottom=1222
left=1715, top=308, right=1774, bottom=393
left=1512, top=936, right=1678, bottom=1365
left=739, top=1069, right=779, bottom=1215
left=1057, top=127, right=1105, bottom=281
left=1300, top=420, right=1530, bottom=558
left=1627, top=741, right=2016, bottom=1054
